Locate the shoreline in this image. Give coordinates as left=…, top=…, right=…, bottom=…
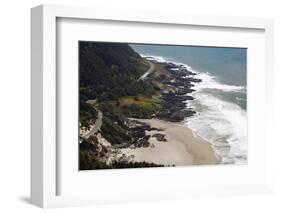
left=80, top=45, right=246, bottom=169
left=121, top=118, right=220, bottom=166
left=140, top=55, right=246, bottom=165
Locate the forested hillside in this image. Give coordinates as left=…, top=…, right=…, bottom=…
left=79, top=42, right=154, bottom=102
left=79, top=42, right=166, bottom=169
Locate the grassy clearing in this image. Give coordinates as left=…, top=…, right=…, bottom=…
left=119, top=96, right=160, bottom=106
left=109, top=95, right=161, bottom=118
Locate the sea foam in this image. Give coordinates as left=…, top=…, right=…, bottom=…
left=183, top=66, right=247, bottom=164
left=143, top=55, right=247, bottom=164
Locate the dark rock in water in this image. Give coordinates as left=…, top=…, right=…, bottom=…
left=186, top=77, right=202, bottom=83
left=152, top=133, right=167, bottom=142
left=177, top=87, right=195, bottom=95
left=185, top=95, right=194, bottom=100
left=170, top=110, right=196, bottom=121
left=188, top=71, right=197, bottom=76
left=164, top=63, right=178, bottom=69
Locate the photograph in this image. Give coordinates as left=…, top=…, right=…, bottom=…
left=79, top=41, right=247, bottom=170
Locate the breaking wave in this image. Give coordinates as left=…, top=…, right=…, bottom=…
left=144, top=55, right=247, bottom=164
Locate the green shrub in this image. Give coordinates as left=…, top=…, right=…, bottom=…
left=79, top=150, right=165, bottom=170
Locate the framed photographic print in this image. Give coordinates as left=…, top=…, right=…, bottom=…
left=31, top=4, right=274, bottom=208
left=78, top=41, right=246, bottom=169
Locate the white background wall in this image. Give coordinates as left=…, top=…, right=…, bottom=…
left=0, top=0, right=280, bottom=212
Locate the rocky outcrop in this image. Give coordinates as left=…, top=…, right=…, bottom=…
left=145, top=60, right=201, bottom=122
left=152, top=133, right=167, bottom=142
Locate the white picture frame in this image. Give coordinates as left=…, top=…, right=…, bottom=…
left=31, top=4, right=274, bottom=208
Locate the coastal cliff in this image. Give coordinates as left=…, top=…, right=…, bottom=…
left=79, top=42, right=218, bottom=170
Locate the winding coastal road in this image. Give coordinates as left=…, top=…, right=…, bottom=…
left=137, top=61, right=155, bottom=81
left=82, top=61, right=154, bottom=139
left=82, top=110, right=103, bottom=139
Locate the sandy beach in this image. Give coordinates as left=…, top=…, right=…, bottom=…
left=121, top=119, right=220, bottom=166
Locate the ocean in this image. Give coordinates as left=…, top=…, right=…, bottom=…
left=130, top=44, right=247, bottom=164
